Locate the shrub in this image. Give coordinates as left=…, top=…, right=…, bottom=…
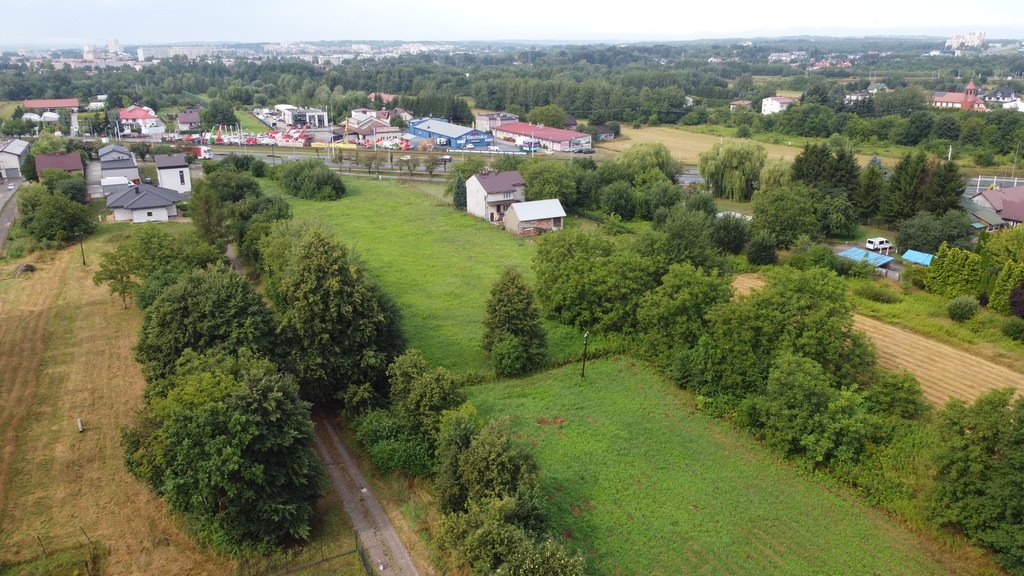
left=491, top=334, right=532, bottom=377
left=1001, top=316, right=1024, bottom=342
left=853, top=282, right=902, bottom=304
left=901, top=265, right=928, bottom=290
left=947, top=296, right=979, bottom=322
left=746, top=231, right=778, bottom=265
left=1011, top=283, right=1024, bottom=319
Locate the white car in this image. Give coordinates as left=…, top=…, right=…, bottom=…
left=865, top=237, right=893, bottom=251
left=7, top=184, right=13, bottom=191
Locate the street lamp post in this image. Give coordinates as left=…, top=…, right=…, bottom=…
left=580, top=331, right=590, bottom=379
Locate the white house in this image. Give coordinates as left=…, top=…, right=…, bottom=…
left=761, top=96, right=796, bottom=115
left=466, top=170, right=526, bottom=223
left=105, top=183, right=184, bottom=223
left=155, top=154, right=191, bottom=193
left=504, top=199, right=566, bottom=237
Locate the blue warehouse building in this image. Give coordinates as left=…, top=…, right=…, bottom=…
left=408, top=118, right=493, bottom=149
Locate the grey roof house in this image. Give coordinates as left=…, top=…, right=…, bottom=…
left=106, top=182, right=184, bottom=223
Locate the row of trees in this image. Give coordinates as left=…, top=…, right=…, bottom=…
left=100, top=156, right=401, bottom=552
left=353, top=355, right=584, bottom=575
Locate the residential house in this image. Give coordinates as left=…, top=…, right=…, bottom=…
left=99, top=176, right=131, bottom=199
left=1004, top=99, right=1024, bottom=112
left=367, top=92, right=397, bottom=105
left=98, top=144, right=132, bottom=162
left=564, top=114, right=578, bottom=129
left=35, top=152, right=84, bottom=177
left=0, top=139, right=31, bottom=179
left=155, top=154, right=192, bottom=193
left=504, top=199, right=566, bottom=237
left=176, top=108, right=202, bottom=131
left=931, top=80, right=989, bottom=112
left=106, top=182, right=184, bottom=223
left=729, top=100, right=752, bottom=111
left=409, top=118, right=493, bottom=149
left=867, top=82, right=889, bottom=94
left=119, top=105, right=166, bottom=136
left=101, top=157, right=140, bottom=182
left=592, top=125, right=617, bottom=141
left=969, top=187, right=1024, bottom=228
left=983, top=87, right=1017, bottom=104
left=961, top=196, right=1008, bottom=232
left=491, top=122, right=591, bottom=152
left=761, top=96, right=795, bottom=115
left=844, top=91, right=870, bottom=106
left=475, top=112, right=519, bottom=132
left=338, top=115, right=401, bottom=144
left=466, top=170, right=526, bottom=223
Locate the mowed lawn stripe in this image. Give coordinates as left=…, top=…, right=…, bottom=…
left=466, top=358, right=965, bottom=576
left=0, top=238, right=231, bottom=574
left=287, top=178, right=584, bottom=373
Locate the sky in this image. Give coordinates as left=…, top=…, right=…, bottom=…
left=4, top=0, right=1023, bottom=48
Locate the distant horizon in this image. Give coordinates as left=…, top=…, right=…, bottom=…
left=4, top=32, right=1022, bottom=52
left=3, top=0, right=1022, bottom=50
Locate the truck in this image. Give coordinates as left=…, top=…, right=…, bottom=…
left=188, top=146, right=213, bottom=160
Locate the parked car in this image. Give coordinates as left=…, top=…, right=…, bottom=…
left=865, top=237, right=893, bottom=251
left=399, top=155, right=412, bottom=161
left=7, top=183, right=14, bottom=191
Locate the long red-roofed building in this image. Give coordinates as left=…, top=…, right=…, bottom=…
left=23, top=98, right=79, bottom=110
left=491, top=122, right=592, bottom=152
left=932, top=80, right=989, bottom=112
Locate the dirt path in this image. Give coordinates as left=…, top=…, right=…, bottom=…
left=733, top=274, right=1024, bottom=405
left=313, top=413, right=420, bottom=576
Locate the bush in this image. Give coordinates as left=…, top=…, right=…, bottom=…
left=277, top=159, right=345, bottom=200
left=853, top=282, right=903, bottom=304
left=746, top=231, right=777, bottom=265
left=491, top=334, right=532, bottom=377
left=947, top=296, right=979, bottom=322
left=1001, top=317, right=1024, bottom=342
left=901, top=265, right=928, bottom=290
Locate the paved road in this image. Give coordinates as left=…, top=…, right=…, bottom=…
left=314, top=412, right=420, bottom=576
left=0, top=182, right=19, bottom=252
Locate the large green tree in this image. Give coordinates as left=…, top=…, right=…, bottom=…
left=122, top=350, right=323, bottom=549
left=698, top=141, right=766, bottom=201
left=519, top=159, right=576, bottom=208
left=880, top=151, right=927, bottom=223
left=931, top=389, right=1024, bottom=573
left=273, top=230, right=403, bottom=405
left=526, top=104, right=567, bottom=129
left=482, top=267, right=547, bottom=376
left=751, top=185, right=819, bottom=248
left=135, top=267, right=276, bottom=381
left=201, top=98, right=238, bottom=127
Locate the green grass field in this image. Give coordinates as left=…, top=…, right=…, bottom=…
left=465, top=358, right=981, bottom=576
left=285, top=177, right=603, bottom=373
left=235, top=110, right=268, bottom=133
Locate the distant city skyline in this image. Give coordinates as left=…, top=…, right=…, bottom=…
left=3, top=0, right=1022, bottom=48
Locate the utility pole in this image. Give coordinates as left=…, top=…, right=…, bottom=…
left=580, top=331, right=590, bottom=379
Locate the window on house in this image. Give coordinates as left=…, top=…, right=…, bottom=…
left=179, top=170, right=185, bottom=185
left=146, top=211, right=153, bottom=217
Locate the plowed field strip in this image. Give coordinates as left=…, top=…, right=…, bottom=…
left=733, top=274, right=1024, bottom=405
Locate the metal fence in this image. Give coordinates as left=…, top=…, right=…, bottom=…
left=239, top=534, right=376, bottom=576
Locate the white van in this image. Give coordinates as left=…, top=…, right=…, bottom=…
left=865, top=237, right=893, bottom=251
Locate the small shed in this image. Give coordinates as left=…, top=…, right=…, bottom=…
left=504, top=199, right=566, bottom=237
left=837, top=247, right=894, bottom=268
left=901, top=250, right=934, bottom=267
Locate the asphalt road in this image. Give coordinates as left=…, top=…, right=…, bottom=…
left=0, top=182, right=20, bottom=252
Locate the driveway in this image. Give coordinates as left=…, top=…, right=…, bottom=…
left=85, top=160, right=102, bottom=199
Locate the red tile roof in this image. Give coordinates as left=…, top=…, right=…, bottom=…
left=492, top=122, right=589, bottom=143
left=23, top=98, right=79, bottom=110
left=35, top=152, right=84, bottom=173
left=119, top=105, right=157, bottom=120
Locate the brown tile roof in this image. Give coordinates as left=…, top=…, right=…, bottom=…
left=473, top=170, right=525, bottom=194
left=35, top=152, right=84, bottom=173
left=23, top=98, right=79, bottom=110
